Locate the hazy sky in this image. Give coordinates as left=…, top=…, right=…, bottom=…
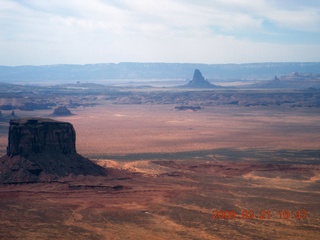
left=1, top=0, right=320, bottom=66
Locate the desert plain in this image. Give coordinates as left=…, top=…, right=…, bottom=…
left=0, top=91, right=320, bottom=239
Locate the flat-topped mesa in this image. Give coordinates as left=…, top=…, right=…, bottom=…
left=7, top=118, right=76, bottom=156
left=1, top=118, right=106, bottom=183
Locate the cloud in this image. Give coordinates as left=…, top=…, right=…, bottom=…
left=0, top=0, right=319, bottom=65
left=266, top=9, right=320, bottom=32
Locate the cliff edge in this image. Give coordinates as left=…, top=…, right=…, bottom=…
left=0, top=118, right=106, bottom=183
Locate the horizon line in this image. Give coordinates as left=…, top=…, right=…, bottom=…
left=1, top=61, right=320, bottom=67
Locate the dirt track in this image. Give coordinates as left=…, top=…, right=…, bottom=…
left=1, top=158, right=320, bottom=240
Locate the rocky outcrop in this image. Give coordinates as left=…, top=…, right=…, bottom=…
left=7, top=118, right=76, bottom=156
left=193, top=69, right=206, bottom=82
left=185, top=69, right=218, bottom=88
left=175, top=106, right=201, bottom=111
left=53, top=106, right=72, bottom=116
left=0, top=118, right=106, bottom=183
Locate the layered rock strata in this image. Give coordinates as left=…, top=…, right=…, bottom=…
left=7, top=118, right=76, bottom=156
left=0, top=118, right=106, bottom=183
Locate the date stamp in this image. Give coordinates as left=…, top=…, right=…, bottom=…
left=212, top=209, right=308, bottom=220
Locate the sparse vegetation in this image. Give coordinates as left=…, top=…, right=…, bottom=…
left=0, top=80, right=320, bottom=239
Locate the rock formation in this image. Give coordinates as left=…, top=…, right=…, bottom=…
left=185, top=69, right=218, bottom=88
left=53, top=106, right=72, bottom=116
left=0, top=118, right=106, bottom=183
left=175, top=106, right=201, bottom=111
left=7, top=118, right=76, bottom=156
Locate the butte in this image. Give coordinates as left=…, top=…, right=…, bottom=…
left=0, top=118, right=106, bottom=184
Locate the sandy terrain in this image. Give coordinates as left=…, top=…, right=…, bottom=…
left=0, top=104, right=320, bottom=239
left=1, top=159, right=319, bottom=240
left=70, top=105, right=320, bottom=157
left=1, top=104, right=320, bottom=157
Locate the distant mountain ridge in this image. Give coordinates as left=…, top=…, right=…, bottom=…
left=0, top=62, right=320, bottom=83
left=248, top=72, right=320, bottom=89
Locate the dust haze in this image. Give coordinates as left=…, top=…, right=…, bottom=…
left=0, top=67, right=320, bottom=239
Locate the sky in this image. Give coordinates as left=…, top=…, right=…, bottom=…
left=0, top=0, right=319, bottom=66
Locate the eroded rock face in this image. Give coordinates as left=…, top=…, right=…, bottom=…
left=7, top=118, right=76, bottom=156
left=53, top=106, right=72, bottom=116
left=186, top=69, right=218, bottom=88
left=192, top=69, right=206, bottom=82
left=1, top=118, right=106, bottom=183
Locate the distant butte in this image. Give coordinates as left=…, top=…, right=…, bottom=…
left=53, top=106, right=72, bottom=116
left=185, top=69, right=219, bottom=88
left=0, top=118, right=106, bottom=184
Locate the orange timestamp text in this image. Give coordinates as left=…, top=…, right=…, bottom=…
left=212, top=209, right=307, bottom=220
